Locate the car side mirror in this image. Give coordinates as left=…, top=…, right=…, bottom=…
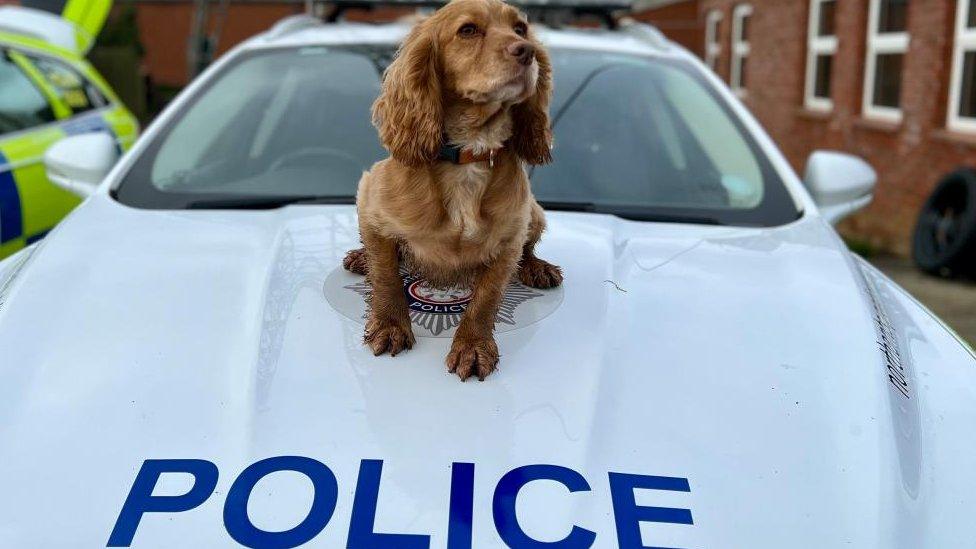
left=803, top=150, right=876, bottom=225
left=44, top=133, right=119, bottom=197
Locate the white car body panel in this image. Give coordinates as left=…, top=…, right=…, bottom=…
left=1, top=17, right=974, bottom=549
left=2, top=196, right=975, bottom=547
left=0, top=6, right=81, bottom=53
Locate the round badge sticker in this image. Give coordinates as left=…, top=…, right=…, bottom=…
left=323, top=267, right=563, bottom=337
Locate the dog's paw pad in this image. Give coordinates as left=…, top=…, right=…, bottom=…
left=446, top=338, right=499, bottom=381
left=365, top=318, right=414, bottom=356
left=343, top=248, right=369, bottom=275
left=518, top=257, right=563, bottom=289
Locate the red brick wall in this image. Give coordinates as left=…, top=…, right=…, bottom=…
left=632, top=0, right=703, bottom=57
left=135, top=2, right=303, bottom=86
left=132, top=3, right=444, bottom=86
left=698, top=0, right=976, bottom=255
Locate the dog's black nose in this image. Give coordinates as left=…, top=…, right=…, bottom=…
left=507, top=41, right=535, bottom=66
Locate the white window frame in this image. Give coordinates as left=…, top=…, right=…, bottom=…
left=705, top=9, right=723, bottom=72
left=862, top=0, right=910, bottom=122
left=730, top=4, right=752, bottom=96
left=804, top=0, right=838, bottom=111
left=948, top=0, right=976, bottom=133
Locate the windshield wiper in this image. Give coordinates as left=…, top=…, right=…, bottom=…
left=186, top=195, right=355, bottom=210
left=538, top=200, right=596, bottom=212
left=630, top=212, right=723, bottom=225
left=539, top=200, right=724, bottom=225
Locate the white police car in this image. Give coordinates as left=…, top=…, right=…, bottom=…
left=2, top=2, right=976, bottom=547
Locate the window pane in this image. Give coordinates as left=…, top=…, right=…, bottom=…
left=533, top=59, right=764, bottom=209
left=818, top=0, right=836, bottom=36
left=877, top=0, right=908, bottom=33
left=872, top=53, right=903, bottom=108
left=29, top=56, right=104, bottom=114
left=968, top=0, right=976, bottom=28
left=814, top=54, right=833, bottom=98
left=149, top=48, right=385, bottom=195
left=738, top=56, right=748, bottom=88
left=0, top=55, right=55, bottom=133
left=740, top=14, right=750, bottom=41
left=960, top=51, right=976, bottom=119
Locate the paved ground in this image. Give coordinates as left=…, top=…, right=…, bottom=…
left=870, top=255, right=976, bottom=345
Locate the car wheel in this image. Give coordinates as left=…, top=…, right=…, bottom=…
left=912, top=168, right=976, bottom=277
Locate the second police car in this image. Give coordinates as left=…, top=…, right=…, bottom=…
left=0, top=2, right=138, bottom=257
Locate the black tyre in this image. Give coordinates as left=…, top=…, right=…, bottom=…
left=912, top=168, right=976, bottom=277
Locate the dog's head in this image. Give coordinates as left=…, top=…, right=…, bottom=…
left=372, top=0, right=553, bottom=166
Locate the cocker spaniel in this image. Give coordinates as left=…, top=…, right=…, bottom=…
left=343, top=0, right=562, bottom=381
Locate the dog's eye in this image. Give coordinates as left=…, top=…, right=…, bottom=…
left=514, top=22, right=528, bottom=37
left=458, top=23, right=478, bottom=37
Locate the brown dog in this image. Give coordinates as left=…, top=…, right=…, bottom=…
left=343, top=0, right=562, bottom=381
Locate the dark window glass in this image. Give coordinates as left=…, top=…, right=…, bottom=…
left=129, top=48, right=386, bottom=199
left=533, top=53, right=799, bottom=225
left=740, top=13, right=750, bottom=41
left=0, top=53, right=55, bottom=134
left=818, top=0, right=836, bottom=36
left=877, top=0, right=908, bottom=33
left=814, top=54, right=833, bottom=98
left=533, top=56, right=790, bottom=218
left=738, top=56, right=748, bottom=88
left=114, top=47, right=800, bottom=226
left=968, top=0, right=976, bottom=28
left=872, top=53, right=903, bottom=108
left=28, top=56, right=106, bottom=114
left=960, top=51, right=976, bottom=118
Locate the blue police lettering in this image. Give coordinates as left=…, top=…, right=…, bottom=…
left=109, top=458, right=693, bottom=548
left=224, top=456, right=339, bottom=549
left=608, top=473, right=694, bottom=549
left=108, top=459, right=218, bottom=547
left=493, top=464, right=596, bottom=548
left=447, top=462, right=475, bottom=549
left=347, top=459, right=430, bottom=548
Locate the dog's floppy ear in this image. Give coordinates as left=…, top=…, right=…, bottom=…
left=510, top=38, right=553, bottom=165
left=372, top=20, right=442, bottom=167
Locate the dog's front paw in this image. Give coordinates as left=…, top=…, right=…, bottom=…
left=446, top=337, right=499, bottom=381
left=343, top=248, right=369, bottom=275
left=365, top=316, right=414, bottom=356
left=518, top=257, right=563, bottom=289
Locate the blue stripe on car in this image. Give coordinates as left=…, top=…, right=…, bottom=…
left=0, top=152, right=23, bottom=244
left=63, top=114, right=121, bottom=155
left=61, top=114, right=109, bottom=135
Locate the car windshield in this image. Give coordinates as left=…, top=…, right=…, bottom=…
left=114, top=44, right=799, bottom=226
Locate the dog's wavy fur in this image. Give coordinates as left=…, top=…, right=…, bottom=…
left=344, top=0, right=562, bottom=381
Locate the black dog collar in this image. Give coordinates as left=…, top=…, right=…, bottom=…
left=437, top=144, right=502, bottom=166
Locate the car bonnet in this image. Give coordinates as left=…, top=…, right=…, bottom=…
left=0, top=195, right=973, bottom=547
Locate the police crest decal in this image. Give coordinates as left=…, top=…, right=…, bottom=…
left=323, top=267, right=563, bottom=337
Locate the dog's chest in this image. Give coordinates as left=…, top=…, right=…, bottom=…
left=441, top=164, right=492, bottom=241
